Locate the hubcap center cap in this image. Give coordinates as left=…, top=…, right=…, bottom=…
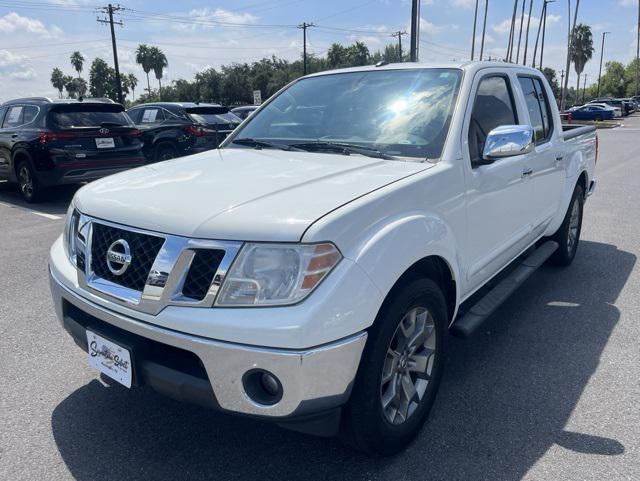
left=399, top=356, right=408, bottom=371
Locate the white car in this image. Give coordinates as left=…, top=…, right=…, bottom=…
left=49, top=62, right=597, bottom=455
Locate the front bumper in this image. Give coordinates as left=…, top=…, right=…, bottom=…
left=49, top=267, right=367, bottom=420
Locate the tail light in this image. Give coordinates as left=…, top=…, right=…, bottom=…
left=38, top=131, right=76, bottom=144
left=121, top=128, right=142, bottom=137
left=186, top=125, right=205, bottom=137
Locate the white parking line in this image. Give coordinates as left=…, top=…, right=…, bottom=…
left=0, top=201, right=63, bottom=221
left=32, top=212, right=62, bottom=220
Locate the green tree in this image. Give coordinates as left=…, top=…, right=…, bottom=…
left=346, top=41, right=370, bottom=66
left=599, top=61, right=627, bottom=98
left=70, top=51, right=84, bottom=79
left=194, top=68, right=222, bottom=102
left=127, top=73, right=138, bottom=101
left=50, top=68, right=65, bottom=98
left=570, top=24, right=594, bottom=102
left=135, top=44, right=153, bottom=95
left=327, top=43, right=348, bottom=68
left=542, top=67, right=560, bottom=101
left=63, top=75, right=75, bottom=98
left=89, top=58, right=116, bottom=99
left=149, top=46, right=168, bottom=99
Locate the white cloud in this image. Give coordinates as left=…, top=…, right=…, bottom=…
left=618, top=0, right=637, bottom=6
left=0, top=12, right=62, bottom=38
left=172, top=8, right=258, bottom=31
left=450, top=0, right=476, bottom=9
left=0, top=49, right=26, bottom=69
left=10, top=68, right=37, bottom=81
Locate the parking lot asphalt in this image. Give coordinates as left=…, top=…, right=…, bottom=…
left=1, top=118, right=639, bottom=481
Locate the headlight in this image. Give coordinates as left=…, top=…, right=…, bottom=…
left=63, top=200, right=80, bottom=265
left=215, top=242, right=342, bottom=306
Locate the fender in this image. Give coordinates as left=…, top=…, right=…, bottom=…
left=545, top=133, right=595, bottom=236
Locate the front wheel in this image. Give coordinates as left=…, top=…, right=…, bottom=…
left=549, top=183, right=584, bottom=266
left=154, top=143, right=178, bottom=162
left=341, top=278, right=448, bottom=456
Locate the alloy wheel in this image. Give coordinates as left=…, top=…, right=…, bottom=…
left=19, top=165, right=33, bottom=199
left=568, top=198, right=580, bottom=252
left=380, top=306, right=437, bottom=425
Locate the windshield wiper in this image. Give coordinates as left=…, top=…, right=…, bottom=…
left=290, top=141, right=397, bottom=160
left=232, top=138, right=304, bottom=152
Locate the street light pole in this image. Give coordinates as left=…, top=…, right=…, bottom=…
left=539, top=1, right=550, bottom=69
left=597, top=31, right=610, bottom=97
left=515, top=0, right=526, bottom=63
left=471, top=0, right=479, bottom=60
left=506, top=0, right=519, bottom=61
left=480, top=0, right=489, bottom=61
left=522, top=0, right=534, bottom=65
left=636, top=0, right=640, bottom=95
left=409, top=0, right=420, bottom=62
left=561, top=0, right=580, bottom=112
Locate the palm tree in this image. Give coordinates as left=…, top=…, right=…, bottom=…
left=50, top=68, right=65, bottom=98
left=149, top=47, right=168, bottom=100
left=135, top=44, right=153, bottom=95
left=70, top=51, right=84, bottom=79
left=127, top=73, right=138, bottom=101
left=571, top=24, right=594, bottom=105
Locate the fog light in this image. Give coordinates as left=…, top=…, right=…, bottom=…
left=242, top=369, right=283, bottom=406
left=261, top=372, right=280, bottom=397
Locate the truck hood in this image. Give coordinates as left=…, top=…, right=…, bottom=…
left=75, top=148, right=429, bottom=241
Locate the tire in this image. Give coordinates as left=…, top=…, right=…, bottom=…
left=16, top=159, right=45, bottom=203
left=549, top=183, right=584, bottom=266
left=154, top=143, right=178, bottom=162
left=341, top=277, right=448, bottom=456
left=594, top=115, right=603, bottom=122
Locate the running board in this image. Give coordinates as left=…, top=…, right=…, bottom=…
left=451, top=241, right=559, bottom=338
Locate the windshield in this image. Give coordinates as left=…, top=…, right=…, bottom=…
left=226, top=68, right=462, bottom=159
left=49, top=105, right=132, bottom=129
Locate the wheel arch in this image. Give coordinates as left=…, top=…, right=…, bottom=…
left=11, top=148, right=33, bottom=182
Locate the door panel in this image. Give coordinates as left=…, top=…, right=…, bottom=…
left=462, top=71, right=536, bottom=296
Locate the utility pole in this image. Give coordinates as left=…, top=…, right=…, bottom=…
left=597, top=31, right=610, bottom=97
left=97, top=4, right=124, bottom=104
left=471, top=0, right=479, bottom=60
left=560, top=70, right=565, bottom=101
left=582, top=73, right=588, bottom=103
left=480, top=0, right=489, bottom=60
left=298, top=22, right=315, bottom=75
left=409, top=0, right=420, bottom=62
left=506, top=0, right=519, bottom=62
left=515, top=0, right=526, bottom=63
left=391, top=31, right=408, bottom=62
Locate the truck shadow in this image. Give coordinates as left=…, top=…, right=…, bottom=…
left=0, top=180, right=78, bottom=216
left=51, top=240, right=632, bottom=481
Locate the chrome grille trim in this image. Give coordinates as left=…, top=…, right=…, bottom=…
left=74, top=214, right=242, bottom=315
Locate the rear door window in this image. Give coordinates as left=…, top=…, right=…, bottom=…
left=127, top=108, right=143, bottom=123
left=3, top=106, right=24, bottom=128
left=140, top=108, right=165, bottom=124
left=518, top=76, right=553, bottom=144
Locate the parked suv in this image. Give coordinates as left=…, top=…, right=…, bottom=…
left=0, top=98, right=145, bottom=202
left=126, top=102, right=242, bottom=161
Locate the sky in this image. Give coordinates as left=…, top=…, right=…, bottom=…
left=0, top=0, right=638, bottom=101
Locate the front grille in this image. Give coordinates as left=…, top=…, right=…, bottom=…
left=90, top=223, right=165, bottom=291
left=182, top=249, right=225, bottom=300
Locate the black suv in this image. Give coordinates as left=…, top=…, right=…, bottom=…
left=126, top=102, right=241, bottom=161
left=0, top=98, right=145, bottom=202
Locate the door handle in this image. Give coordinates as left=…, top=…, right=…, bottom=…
left=11, top=134, right=18, bottom=138
left=522, top=168, right=533, bottom=178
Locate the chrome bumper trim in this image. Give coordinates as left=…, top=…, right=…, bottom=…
left=50, top=267, right=367, bottom=417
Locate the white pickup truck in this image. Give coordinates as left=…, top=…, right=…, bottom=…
left=49, top=62, right=597, bottom=455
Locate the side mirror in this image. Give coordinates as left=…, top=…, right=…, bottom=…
left=481, top=125, right=534, bottom=162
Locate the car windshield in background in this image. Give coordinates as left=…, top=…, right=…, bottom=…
left=228, top=68, right=462, bottom=160
left=50, top=105, right=132, bottom=129
left=186, top=108, right=241, bottom=126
